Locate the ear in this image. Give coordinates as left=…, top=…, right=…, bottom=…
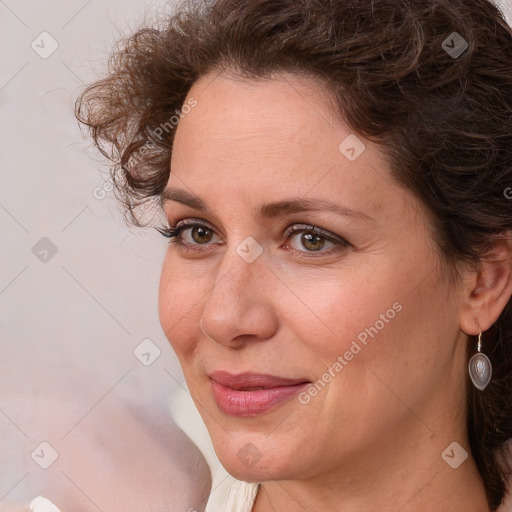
left=459, top=232, right=512, bottom=336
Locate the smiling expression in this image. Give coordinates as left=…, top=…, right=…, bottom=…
left=158, top=71, right=468, bottom=483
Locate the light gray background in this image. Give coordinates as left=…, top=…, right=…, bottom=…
left=1, top=0, right=512, bottom=510
left=0, top=1, right=229, bottom=510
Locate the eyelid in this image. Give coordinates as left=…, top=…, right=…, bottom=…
left=175, top=217, right=216, bottom=230
left=283, top=223, right=347, bottom=245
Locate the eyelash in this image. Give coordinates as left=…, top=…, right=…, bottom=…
left=158, top=219, right=350, bottom=258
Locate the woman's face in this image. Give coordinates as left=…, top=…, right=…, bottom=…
left=158, top=71, right=468, bottom=482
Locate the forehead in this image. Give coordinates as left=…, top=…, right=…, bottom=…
left=173, top=73, right=363, bottom=180
left=178, top=70, right=340, bottom=144
left=167, top=70, right=412, bottom=226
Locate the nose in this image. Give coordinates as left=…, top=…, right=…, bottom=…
left=199, top=247, right=278, bottom=348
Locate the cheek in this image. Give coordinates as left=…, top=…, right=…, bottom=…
left=306, top=262, right=455, bottom=424
left=286, top=257, right=445, bottom=398
left=277, top=263, right=399, bottom=363
left=158, top=254, right=205, bottom=360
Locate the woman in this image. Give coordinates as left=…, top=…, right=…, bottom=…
left=76, top=0, right=512, bottom=510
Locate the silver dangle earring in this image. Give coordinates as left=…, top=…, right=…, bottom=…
left=468, top=333, right=492, bottom=391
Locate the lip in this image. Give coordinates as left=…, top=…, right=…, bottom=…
left=209, top=371, right=310, bottom=417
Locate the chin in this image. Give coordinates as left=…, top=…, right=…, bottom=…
left=223, top=464, right=268, bottom=483
left=213, top=436, right=299, bottom=482
left=221, top=458, right=292, bottom=483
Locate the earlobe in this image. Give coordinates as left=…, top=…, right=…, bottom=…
left=459, top=233, right=512, bottom=336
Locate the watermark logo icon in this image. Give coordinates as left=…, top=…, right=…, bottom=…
left=338, top=134, right=366, bottom=161
left=32, top=237, right=58, bottom=263
left=442, top=32, right=468, bottom=59
left=236, top=236, right=263, bottom=263
left=134, top=338, right=161, bottom=366
left=31, top=32, right=59, bottom=59
left=31, top=441, right=59, bottom=469
left=441, top=441, right=468, bottom=469
left=237, top=442, right=262, bottom=468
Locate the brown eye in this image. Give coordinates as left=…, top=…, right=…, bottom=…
left=189, top=225, right=214, bottom=244
left=284, top=223, right=349, bottom=255
left=173, top=222, right=221, bottom=246
left=300, top=232, right=326, bottom=251
left=288, top=230, right=335, bottom=252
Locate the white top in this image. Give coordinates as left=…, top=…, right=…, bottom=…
left=223, top=479, right=260, bottom=512
left=29, top=497, right=61, bottom=512
left=27, top=484, right=259, bottom=512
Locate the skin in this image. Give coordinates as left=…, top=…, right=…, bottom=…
left=158, top=70, right=512, bottom=512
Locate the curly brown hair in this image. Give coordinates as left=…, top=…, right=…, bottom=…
left=75, top=0, right=512, bottom=508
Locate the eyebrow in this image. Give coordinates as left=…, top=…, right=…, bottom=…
left=160, top=187, right=374, bottom=222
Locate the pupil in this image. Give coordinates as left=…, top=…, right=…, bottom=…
left=192, top=226, right=213, bottom=243
left=302, top=232, right=324, bottom=251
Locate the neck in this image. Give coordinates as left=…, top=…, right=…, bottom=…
left=252, top=421, right=490, bottom=512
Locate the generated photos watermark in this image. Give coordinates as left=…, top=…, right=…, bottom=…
left=135, top=97, right=198, bottom=160
left=298, top=301, right=403, bottom=405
